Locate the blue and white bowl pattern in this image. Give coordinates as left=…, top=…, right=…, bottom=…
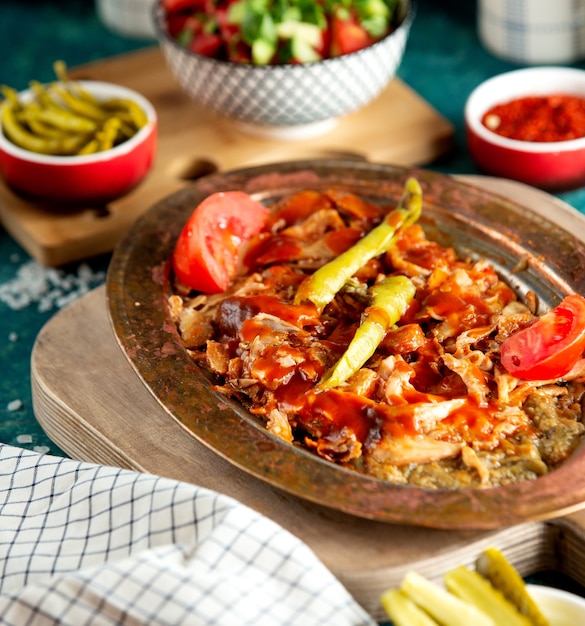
left=154, top=0, right=413, bottom=128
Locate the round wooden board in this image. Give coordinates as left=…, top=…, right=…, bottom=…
left=30, top=175, right=585, bottom=621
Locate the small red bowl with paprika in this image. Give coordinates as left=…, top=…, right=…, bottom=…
left=465, top=67, right=585, bottom=192
left=0, top=80, right=157, bottom=205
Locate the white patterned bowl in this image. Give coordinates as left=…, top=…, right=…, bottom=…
left=153, top=0, right=413, bottom=138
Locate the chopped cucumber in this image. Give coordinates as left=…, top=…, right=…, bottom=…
left=291, top=37, right=321, bottom=62
left=276, top=20, right=322, bottom=46
left=251, top=39, right=276, bottom=65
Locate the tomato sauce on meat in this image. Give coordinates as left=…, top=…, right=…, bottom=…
left=168, top=187, right=585, bottom=489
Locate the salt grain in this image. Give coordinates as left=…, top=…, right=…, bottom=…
left=0, top=260, right=106, bottom=312
left=16, top=434, right=33, bottom=444
left=8, top=332, right=18, bottom=342
left=33, top=446, right=50, bottom=454
left=7, top=399, right=23, bottom=412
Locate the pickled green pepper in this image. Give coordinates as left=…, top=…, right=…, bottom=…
left=1, top=61, right=148, bottom=156
left=318, top=274, right=415, bottom=389
left=294, top=177, right=423, bottom=309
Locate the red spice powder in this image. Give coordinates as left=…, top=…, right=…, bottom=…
left=481, top=94, right=585, bottom=142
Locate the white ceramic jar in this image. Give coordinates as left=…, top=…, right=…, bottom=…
left=478, top=0, right=585, bottom=64
left=95, top=0, right=157, bottom=40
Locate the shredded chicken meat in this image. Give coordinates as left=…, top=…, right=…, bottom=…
left=168, top=188, right=585, bottom=489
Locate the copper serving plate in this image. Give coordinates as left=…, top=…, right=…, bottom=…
left=106, top=160, right=585, bottom=529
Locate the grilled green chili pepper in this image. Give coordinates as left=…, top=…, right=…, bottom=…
left=318, top=274, right=415, bottom=389
left=294, top=177, right=422, bottom=309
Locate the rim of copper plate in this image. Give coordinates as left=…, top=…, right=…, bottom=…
left=106, top=159, right=585, bottom=529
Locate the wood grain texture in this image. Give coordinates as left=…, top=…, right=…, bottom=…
left=0, top=46, right=453, bottom=267
left=30, top=175, right=585, bottom=621
left=31, top=284, right=585, bottom=621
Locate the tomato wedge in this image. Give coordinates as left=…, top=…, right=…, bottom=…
left=162, top=0, right=205, bottom=12
left=172, top=191, right=269, bottom=294
left=500, top=294, right=585, bottom=380
left=189, top=31, right=223, bottom=57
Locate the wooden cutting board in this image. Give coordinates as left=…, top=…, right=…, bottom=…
left=0, top=46, right=454, bottom=267
left=30, top=175, right=585, bottom=621
left=30, top=283, right=585, bottom=622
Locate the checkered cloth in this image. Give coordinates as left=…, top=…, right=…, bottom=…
left=0, top=444, right=376, bottom=625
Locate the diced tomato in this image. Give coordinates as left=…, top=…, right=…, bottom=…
left=172, top=14, right=203, bottom=46
left=225, top=39, right=252, bottom=63
left=165, top=13, right=191, bottom=38
left=215, top=4, right=239, bottom=39
left=172, top=191, right=270, bottom=294
left=173, top=15, right=223, bottom=57
left=162, top=0, right=206, bottom=12
left=189, top=32, right=223, bottom=57
left=212, top=5, right=249, bottom=62
left=330, top=14, right=375, bottom=56
left=316, top=25, right=330, bottom=58
left=500, top=294, right=585, bottom=380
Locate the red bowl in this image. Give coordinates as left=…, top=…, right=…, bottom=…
left=0, top=80, right=157, bottom=205
left=465, top=67, right=585, bottom=192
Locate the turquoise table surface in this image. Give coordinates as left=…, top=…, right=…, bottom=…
left=6, top=0, right=585, bottom=456
left=3, top=0, right=585, bottom=620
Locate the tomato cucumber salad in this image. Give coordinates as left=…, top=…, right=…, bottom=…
left=161, top=0, right=402, bottom=64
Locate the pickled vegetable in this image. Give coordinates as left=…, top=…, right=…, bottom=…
left=0, top=61, right=147, bottom=156
left=1, top=102, right=87, bottom=155
left=294, top=177, right=422, bottom=309
left=400, top=571, right=495, bottom=626
left=445, top=565, right=532, bottom=626
left=380, top=588, right=440, bottom=626
left=318, top=274, right=415, bottom=389
left=380, top=549, right=550, bottom=626
left=476, top=548, right=550, bottom=626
